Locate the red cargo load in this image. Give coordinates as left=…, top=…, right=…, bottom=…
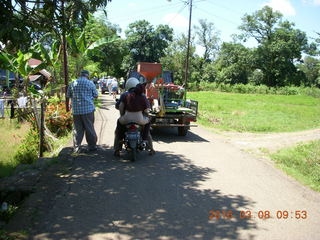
left=137, top=62, right=162, bottom=81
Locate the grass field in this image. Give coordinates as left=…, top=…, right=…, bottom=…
left=188, top=91, right=320, bottom=132
left=271, top=140, right=320, bottom=192
left=0, top=119, right=30, bottom=177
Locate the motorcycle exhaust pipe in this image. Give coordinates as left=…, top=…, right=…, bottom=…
left=141, top=141, right=147, bottom=149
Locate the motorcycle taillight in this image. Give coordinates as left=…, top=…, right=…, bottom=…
left=129, top=124, right=137, bottom=130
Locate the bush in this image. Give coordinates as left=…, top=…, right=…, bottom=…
left=189, top=82, right=320, bottom=98
left=13, top=129, right=39, bottom=164
left=45, top=101, right=73, bottom=137
left=188, top=82, right=199, bottom=91
left=300, top=87, right=320, bottom=98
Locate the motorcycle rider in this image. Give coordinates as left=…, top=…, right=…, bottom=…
left=114, top=77, right=155, bottom=156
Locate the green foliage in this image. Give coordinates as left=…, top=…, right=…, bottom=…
left=188, top=82, right=320, bottom=97
left=13, top=129, right=39, bottom=165
left=83, top=15, right=126, bottom=77
left=0, top=0, right=112, bottom=53
left=0, top=204, right=18, bottom=223
left=248, top=69, right=264, bottom=85
left=161, top=34, right=196, bottom=85
left=239, top=6, right=311, bottom=87
left=194, top=19, right=220, bottom=61
left=271, top=140, right=320, bottom=191
left=213, top=42, right=252, bottom=84
left=297, top=56, right=320, bottom=87
left=45, top=101, right=73, bottom=137
left=125, top=20, right=173, bottom=67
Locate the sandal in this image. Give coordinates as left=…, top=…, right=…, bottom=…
left=148, top=149, right=155, bottom=155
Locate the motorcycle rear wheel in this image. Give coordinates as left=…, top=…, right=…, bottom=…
left=130, top=148, right=137, bottom=162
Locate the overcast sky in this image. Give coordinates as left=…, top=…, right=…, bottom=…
left=103, top=0, right=319, bottom=48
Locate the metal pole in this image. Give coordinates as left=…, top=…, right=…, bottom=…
left=184, top=0, right=192, bottom=99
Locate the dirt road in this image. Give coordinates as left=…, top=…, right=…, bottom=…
left=13, top=94, right=320, bottom=240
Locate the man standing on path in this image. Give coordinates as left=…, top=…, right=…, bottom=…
left=67, top=70, right=98, bottom=153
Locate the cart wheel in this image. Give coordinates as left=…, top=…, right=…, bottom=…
left=178, top=122, right=190, bottom=136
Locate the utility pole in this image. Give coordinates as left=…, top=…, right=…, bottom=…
left=184, top=0, right=193, bottom=98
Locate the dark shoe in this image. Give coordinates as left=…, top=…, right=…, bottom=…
left=88, top=147, right=97, bottom=152
left=114, top=150, right=120, bottom=157
left=148, top=149, right=155, bottom=155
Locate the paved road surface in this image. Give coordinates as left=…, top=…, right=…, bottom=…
left=28, top=94, right=320, bottom=240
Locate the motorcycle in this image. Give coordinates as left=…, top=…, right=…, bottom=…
left=124, top=122, right=147, bottom=162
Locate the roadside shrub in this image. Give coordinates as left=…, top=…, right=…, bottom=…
left=254, top=85, right=270, bottom=94
left=277, top=86, right=300, bottom=95
left=300, top=87, right=320, bottom=98
left=13, top=129, right=39, bottom=164
left=219, top=83, right=233, bottom=92
left=189, top=82, right=320, bottom=98
left=45, top=101, right=73, bottom=137
left=199, top=81, right=218, bottom=91
left=188, top=82, right=199, bottom=91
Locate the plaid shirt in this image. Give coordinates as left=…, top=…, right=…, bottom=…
left=67, top=77, right=98, bottom=115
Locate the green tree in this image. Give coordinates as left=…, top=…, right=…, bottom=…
left=239, top=6, right=310, bottom=86
left=0, top=0, right=112, bottom=52
left=213, top=42, right=252, bottom=84
left=84, top=15, right=126, bottom=78
left=124, top=20, right=173, bottom=68
left=297, top=56, right=320, bottom=87
left=160, top=34, right=196, bottom=85
left=194, top=19, right=220, bottom=61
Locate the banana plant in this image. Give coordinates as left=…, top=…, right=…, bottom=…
left=66, top=30, right=119, bottom=75
left=0, top=50, right=48, bottom=88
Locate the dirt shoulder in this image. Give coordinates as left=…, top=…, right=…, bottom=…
left=209, top=128, right=320, bottom=154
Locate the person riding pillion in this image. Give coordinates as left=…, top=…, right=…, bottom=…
left=114, top=77, right=154, bottom=156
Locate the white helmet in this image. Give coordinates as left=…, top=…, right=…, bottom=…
left=125, top=77, right=139, bottom=91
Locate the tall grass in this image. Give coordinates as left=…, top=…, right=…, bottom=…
left=0, top=119, right=30, bottom=177
left=271, top=140, right=320, bottom=192
left=188, top=91, right=320, bottom=132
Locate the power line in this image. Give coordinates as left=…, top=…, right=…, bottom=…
left=194, top=5, right=240, bottom=26
left=106, top=1, right=183, bottom=24
left=204, top=0, right=244, bottom=16
left=107, top=0, right=205, bottom=26
left=165, top=1, right=189, bottom=26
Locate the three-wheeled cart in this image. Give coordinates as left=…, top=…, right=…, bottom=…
left=131, top=62, right=198, bottom=136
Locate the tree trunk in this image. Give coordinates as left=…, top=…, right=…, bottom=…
left=61, top=0, right=70, bottom=112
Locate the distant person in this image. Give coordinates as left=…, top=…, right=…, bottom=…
left=7, top=98, right=15, bottom=119
left=0, top=95, right=5, bottom=118
left=67, top=70, right=98, bottom=153
left=119, top=77, right=125, bottom=94
left=111, top=78, right=118, bottom=99
left=107, top=76, right=113, bottom=96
